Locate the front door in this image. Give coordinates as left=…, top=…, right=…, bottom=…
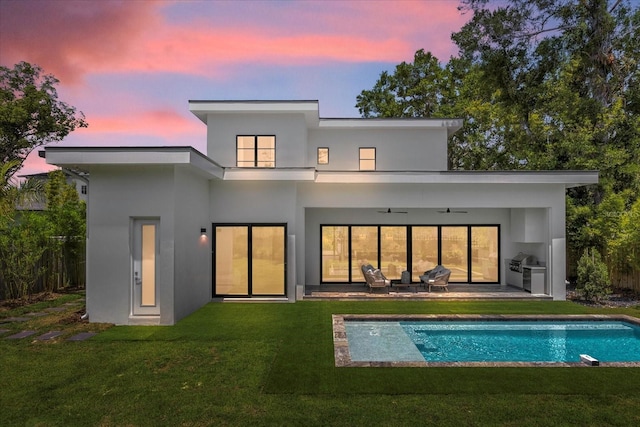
left=132, top=219, right=160, bottom=316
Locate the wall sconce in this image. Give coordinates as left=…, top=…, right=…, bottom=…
left=200, top=227, right=207, bottom=235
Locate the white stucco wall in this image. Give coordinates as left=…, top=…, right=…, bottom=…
left=209, top=180, right=299, bottom=299
left=173, top=166, right=213, bottom=320
left=86, top=166, right=175, bottom=325
left=85, top=165, right=212, bottom=325
left=308, top=128, right=448, bottom=171
left=206, top=113, right=308, bottom=168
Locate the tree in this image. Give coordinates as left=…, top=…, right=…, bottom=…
left=0, top=161, right=47, bottom=300
left=44, top=170, right=86, bottom=291
left=576, top=247, right=611, bottom=302
left=0, top=61, right=87, bottom=178
left=356, top=0, right=640, bottom=287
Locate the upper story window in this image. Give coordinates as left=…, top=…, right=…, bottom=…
left=317, top=147, right=329, bottom=165
left=81, top=185, right=87, bottom=195
left=237, top=135, right=275, bottom=167
left=359, top=147, right=376, bottom=171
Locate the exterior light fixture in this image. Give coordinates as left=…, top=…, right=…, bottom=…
left=200, top=228, right=207, bottom=234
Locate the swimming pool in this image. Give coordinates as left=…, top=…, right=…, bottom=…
left=333, top=314, right=640, bottom=367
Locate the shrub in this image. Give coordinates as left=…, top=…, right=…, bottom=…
left=576, top=247, right=611, bottom=303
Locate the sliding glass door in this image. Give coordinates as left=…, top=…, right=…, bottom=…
left=320, top=224, right=500, bottom=284
left=214, top=224, right=286, bottom=297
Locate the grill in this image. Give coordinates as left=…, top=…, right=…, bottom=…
left=509, top=252, right=537, bottom=273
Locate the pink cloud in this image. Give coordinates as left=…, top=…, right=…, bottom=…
left=80, top=109, right=202, bottom=138
left=0, top=0, right=161, bottom=83
left=1, top=0, right=466, bottom=82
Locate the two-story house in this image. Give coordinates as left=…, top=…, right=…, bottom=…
left=43, top=100, right=598, bottom=325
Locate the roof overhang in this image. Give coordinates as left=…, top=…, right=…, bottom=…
left=189, top=100, right=320, bottom=127
left=318, top=118, right=463, bottom=137
left=43, top=146, right=224, bottom=179
left=314, top=170, right=599, bottom=187
left=188, top=100, right=463, bottom=135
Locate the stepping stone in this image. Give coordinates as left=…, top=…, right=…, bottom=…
left=26, top=312, right=48, bottom=317
left=37, top=331, right=63, bottom=341
left=6, top=330, right=37, bottom=339
left=1, top=317, right=30, bottom=323
left=0, top=329, right=10, bottom=335
left=67, top=332, right=97, bottom=341
left=45, top=307, right=67, bottom=312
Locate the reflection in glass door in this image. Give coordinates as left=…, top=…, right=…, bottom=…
left=215, top=226, right=249, bottom=295
left=251, top=226, right=285, bottom=295
left=411, top=226, right=438, bottom=281
left=441, top=227, right=469, bottom=282
left=471, top=226, right=499, bottom=282
left=350, top=226, right=378, bottom=280
left=321, top=226, right=349, bottom=282
left=380, top=226, right=407, bottom=280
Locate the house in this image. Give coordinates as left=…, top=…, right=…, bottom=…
left=17, top=170, right=89, bottom=210
left=43, top=100, right=598, bottom=325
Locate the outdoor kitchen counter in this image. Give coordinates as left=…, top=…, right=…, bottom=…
left=523, top=266, right=546, bottom=294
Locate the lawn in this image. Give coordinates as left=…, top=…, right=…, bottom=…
left=2, top=297, right=640, bottom=426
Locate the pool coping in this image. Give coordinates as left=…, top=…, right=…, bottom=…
left=333, top=314, right=640, bottom=367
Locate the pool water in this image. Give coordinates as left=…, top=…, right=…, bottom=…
left=345, top=320, right=640, bottom=363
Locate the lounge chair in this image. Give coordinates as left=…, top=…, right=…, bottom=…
left=419, top=265, right=451, bottom=292
left=361, top=264, right=390, bottom=293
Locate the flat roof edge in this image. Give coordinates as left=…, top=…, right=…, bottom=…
left=44, top=146, right=224, bottom=179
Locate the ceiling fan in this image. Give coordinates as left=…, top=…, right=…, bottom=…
left=377, top=208, right=408, bottom=214
left=437, top=208, right=468, bottom=214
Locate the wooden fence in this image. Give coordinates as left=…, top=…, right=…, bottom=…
left=0, top=240, right=85, bottom=301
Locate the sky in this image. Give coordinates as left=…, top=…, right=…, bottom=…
left=1, top=0, right=471, bottom=175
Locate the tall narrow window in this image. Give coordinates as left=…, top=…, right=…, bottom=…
left=236, top=135, right=275, bottom=167
left=318, top=147, right=329, bottom=165
left=359, top=147, right=376, bottom=170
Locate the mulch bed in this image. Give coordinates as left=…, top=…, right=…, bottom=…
left=567, top=287, right=640, bottom=308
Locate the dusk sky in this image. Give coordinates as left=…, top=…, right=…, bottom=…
left=1, top=0, right=471, bottom=175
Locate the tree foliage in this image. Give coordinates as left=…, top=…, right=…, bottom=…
left=0, top=169, right=85, bottom=300
left=356, top=0, right=640, bottom=288
left=576, top=247, right=611, bottom=302
left=0, top=61, right=87, bottom=178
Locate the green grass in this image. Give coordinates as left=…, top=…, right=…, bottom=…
left=2, top=298, right=640, bottom=426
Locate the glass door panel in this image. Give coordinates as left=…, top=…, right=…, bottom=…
left=321, top=226, right=349, bottom=282
left=380, top=226, right=407, bottom=280
left=215, top=226, right=249, bottom=295
left=351, top=226, right=378, bottom=281
left=411, top=226, right=438, bottom=281
left=132, top=219, right=160, bottom=316
left=441, top=226, right=469, bottom=282
left=471, top=226, right=499, bottom=282
left=251, top=226, right=285, bottom=295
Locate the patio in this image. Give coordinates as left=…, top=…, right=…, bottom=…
left=304, top=283, right=552, bottom=301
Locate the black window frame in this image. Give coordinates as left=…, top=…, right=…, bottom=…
left=359, top=147, right=376, bottom=171
left=236, top=135, right=276, bottom=168
left=319, top=224, right=501, bottom=285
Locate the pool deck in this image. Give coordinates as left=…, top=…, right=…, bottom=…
left=306, top=283, right=552, bottom=301
left=333, top=314, right=640, bottom=368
